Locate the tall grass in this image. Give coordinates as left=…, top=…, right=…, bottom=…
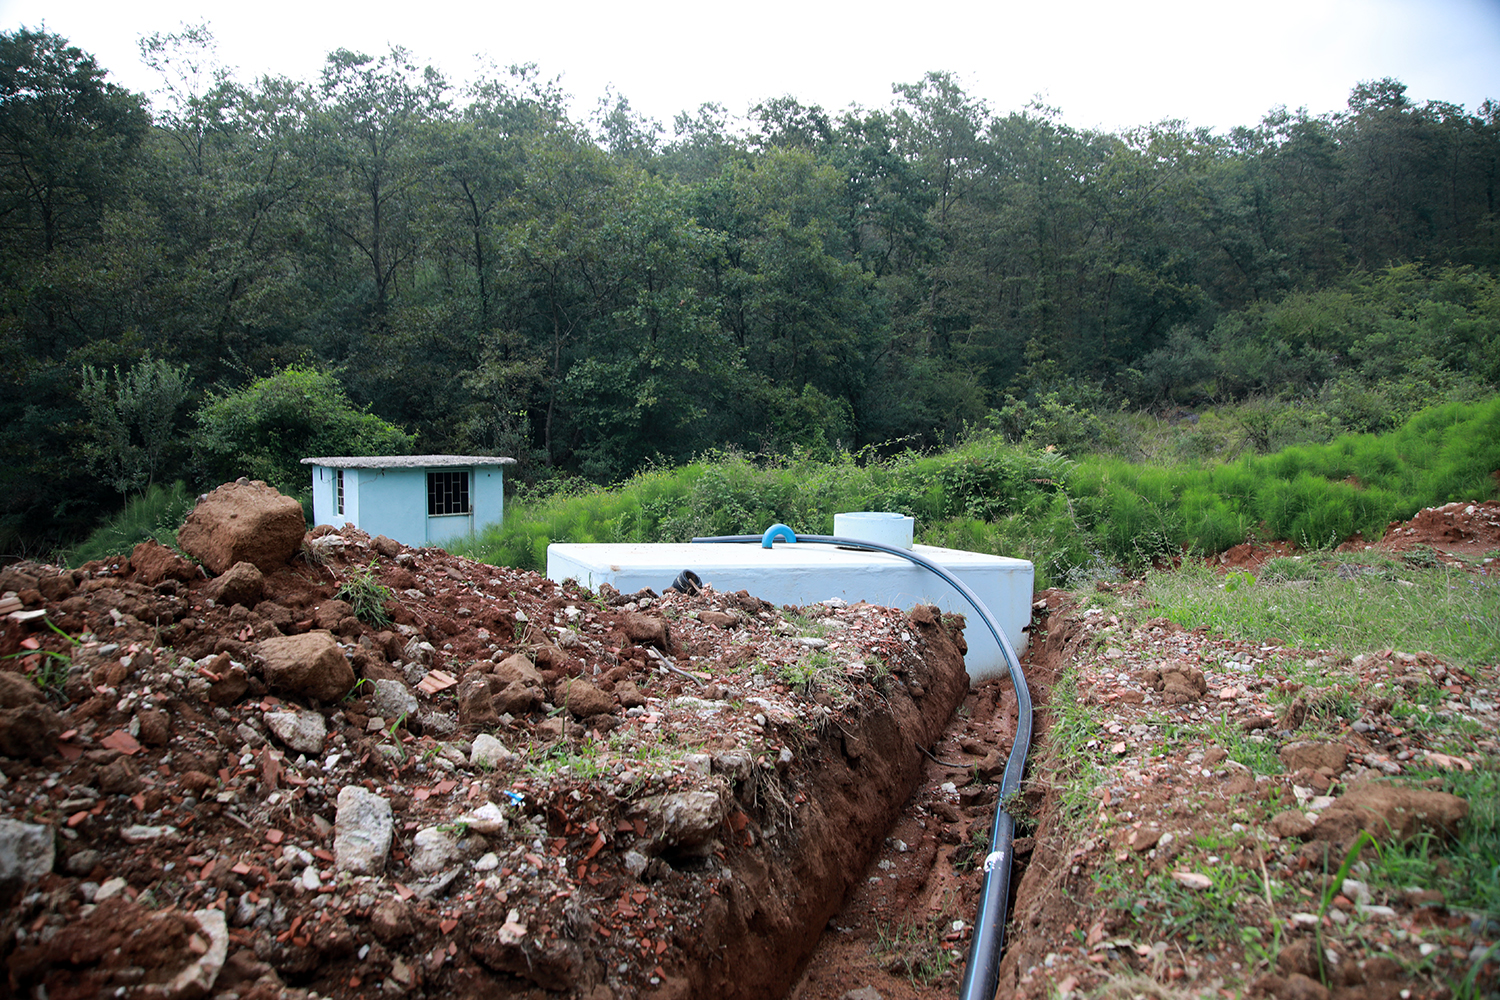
left=59, top=481, right=196, bottom=567
left=453, top=397, right=1500, bottom=587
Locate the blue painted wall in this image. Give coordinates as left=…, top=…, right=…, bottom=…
left=307, top=464, right=507, bottom=548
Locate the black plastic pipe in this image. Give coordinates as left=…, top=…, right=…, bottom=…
left=691, top=528, right=1033, bottom=1000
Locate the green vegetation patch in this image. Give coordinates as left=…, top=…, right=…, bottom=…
left=1144, top=558, right=1500, bottom=669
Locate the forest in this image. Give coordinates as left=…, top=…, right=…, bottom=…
left=2, top=25, right=1498, bottom=555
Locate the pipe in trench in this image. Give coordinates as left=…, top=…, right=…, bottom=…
left=691, top=527, right=1033, bottom=1000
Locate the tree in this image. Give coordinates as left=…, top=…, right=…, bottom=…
left=0, top=29, right=149, bottom=258
left=193, top=365, right=414, bottom=493
left=315, top=47, right=448, bottom=319
left=78, top=356, right=191, bottom=497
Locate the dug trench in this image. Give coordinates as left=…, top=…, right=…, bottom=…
left=0, top=479, right=983, bottom=1000
left=796, top=506, right=1500, bottom=999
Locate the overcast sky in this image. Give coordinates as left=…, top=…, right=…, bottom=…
left=3, top=0, right=1498, bottom=135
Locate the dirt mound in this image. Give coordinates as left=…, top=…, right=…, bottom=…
left=1364, top=499, right=1500, bottom=561
left=0, top=487, right=972, bottom=999
left=1212, top=538, right=1300, bottom=574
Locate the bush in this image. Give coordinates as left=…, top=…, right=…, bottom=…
left=194, top=366, right=414, bottom=494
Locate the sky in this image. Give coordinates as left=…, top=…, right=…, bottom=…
left=2, top=0, right=1498, bottom=135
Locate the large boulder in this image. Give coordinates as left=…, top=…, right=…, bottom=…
left=177, top=482, right=305, bottom=575
left=255, top=631, right=356, bottom=702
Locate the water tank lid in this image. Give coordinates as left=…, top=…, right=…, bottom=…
left=833, top=511, right=915, bottom=550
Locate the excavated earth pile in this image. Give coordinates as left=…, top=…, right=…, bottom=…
left=0, top=481, right=971, bottom=1000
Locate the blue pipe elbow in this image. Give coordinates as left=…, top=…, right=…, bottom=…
left=760, top=523, right=797, bottom=548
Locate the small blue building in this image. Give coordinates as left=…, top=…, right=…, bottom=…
left=301, top=455, right=516, bottom=548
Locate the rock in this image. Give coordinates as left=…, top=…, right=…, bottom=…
left=0, top=674, right=63, bottom=761
left=130, top=539, right=197, bottom=586
left=555, top=678, right=614, bottom=718
left=1280, top=741, right=1349, bottom=773
left=492, top=652, right=543, bottom=687
left=136, top=709, right=171, bottom=746
left=372, top=535, right=401, bottom=558
left=313, top=599, right=356, bottom=631
left=370, top=898, right=413, bottom=943
left=455, top=802, right=507, bottom=836
left=458, top=674, right=499, bottom=727
left=1171, top=870, right=1213, bottom=890
left=177, top=481, right=306, bottom=574
left=204, top=560, right=265, bottom=608
left=622, top=611, right=671, bottom=649
left=532, top=643, right=569, bottom=671
left=334, top=786, right=393, bottom=874
left=976, top=750, right=1007, bottom=781
left=698, top=611, right=737, bottom=629
left=0, top=819, right=55, bottom=902
left=96, top=758, right=141, bottom=795
left=470, top=733, right=512, bottom=769
left=1280, top=697, right=1308, bottom=730
left=411, top=826, right=459, bottom=873
left=370, top=678, right=418, bottom=721
left=1279, top=972, right=1330, bottom=1000
left=94, top=876, right=129, bottom=901
left=843, top=989, right=885, bottom=1000
left=1311, top=782, right=1468, bottom=845
left=34, top=570, right=75, bottom=601
left=493, top=680, right=542, bottom=716
left=65, top=849, right=101, bottom=876
left=1276, top=937, right=1320, bottom=977
left=0, top=670, right=42, bottom=709
left=170, top=908, right=229, bottom=999
left=404, top=637, right=436, bottom=666
left=1269, top=809, right=1315, bottom=840
left=206, top=663, right=250, bottom=706
left=615, top=680, right=647, bottom=708
left=639, top=789, right=726, bottom=855
left=255, top=631, right=356, bottom=702
left=472, top=925, right=581, bottom=992
left=264, top=708, right=327, bottom=755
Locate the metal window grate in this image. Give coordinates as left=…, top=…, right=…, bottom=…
left=427, top=471, right=470, bottom=516
left=335, top=469, right=345, bottom=516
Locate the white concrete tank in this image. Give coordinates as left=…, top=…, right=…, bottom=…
left=546, top=539, right=1033, bottom=682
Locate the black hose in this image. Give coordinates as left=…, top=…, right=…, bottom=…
left=691, top=531, right=1033, bottom=1000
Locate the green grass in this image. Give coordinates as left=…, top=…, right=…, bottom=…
left=59, top=480, right=196, bottom=567
left=334, top=559, right=395, bottom=627
left=454, top=398, right=1500, bottom=589
left=1143, top=558, right=1500, bottom=669
left=1047, top=667, right=1108, bottom=828
left=871, top=893, right=967, bottom=988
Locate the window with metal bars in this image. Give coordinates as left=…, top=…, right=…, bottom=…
left=335, top=469, right=345, bottom=516
left=427, top=471, right=470, bottom=516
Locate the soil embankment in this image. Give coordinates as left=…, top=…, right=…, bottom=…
left=0, top=481, right=969, bottom=999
